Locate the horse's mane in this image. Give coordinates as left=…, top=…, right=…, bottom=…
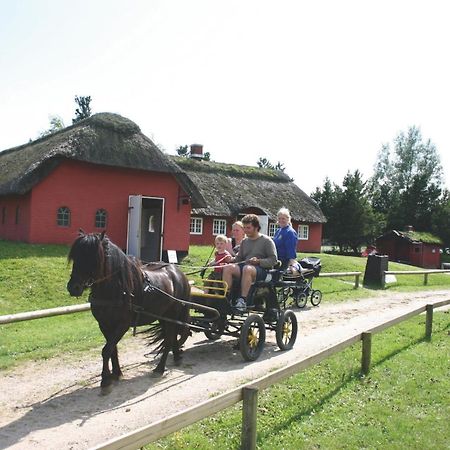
left=68, top=233, right=143, bottom=301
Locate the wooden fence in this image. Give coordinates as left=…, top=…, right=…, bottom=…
left=91, top=298, right=450, bottom=450
left=382, top=269, right=450, bottom=289
left=319, top=271, right=361, bottom=288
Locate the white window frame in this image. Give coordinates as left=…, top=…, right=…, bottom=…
left=212, top=219, right=226, bottom=236
left=268, top=222, right=279, bottom=237
left=190, top=217, right=203, bottom=235
left=298, top=224, right=309, bottom=240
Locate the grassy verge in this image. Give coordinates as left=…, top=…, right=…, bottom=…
left=145, top=311, right=450, bottom=450
left=1, top=242, right=449, bottom=370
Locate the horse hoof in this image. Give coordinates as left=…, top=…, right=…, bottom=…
left=100, top=384, right=113, bottom=396
left=151, top=369, right=166, bottom=378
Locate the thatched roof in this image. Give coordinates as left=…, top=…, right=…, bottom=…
left=377, top=230, right=443, bottom=245
left=0, top=113, right=205, bottom=207
left=170, top=156, right=326, bottom=223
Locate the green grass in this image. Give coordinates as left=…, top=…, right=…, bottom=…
left=145, top=311, right=450, bottom=450
left=0, top=242, right=449, bottom=370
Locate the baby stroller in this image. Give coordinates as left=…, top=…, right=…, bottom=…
left=278, top=257, right=322, bottom=308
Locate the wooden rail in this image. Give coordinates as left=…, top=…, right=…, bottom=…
left=383, top=269, right=450, bottom=288
left=319, top=271, right=362, bottom=288
left=0, top=303, right=91, bottom=325
left=92, top=298, right=450, bottom=450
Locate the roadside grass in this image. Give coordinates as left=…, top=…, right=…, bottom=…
left=146, top=311, right=450, bottom=450
left=0, top=242, right=449, bottom=370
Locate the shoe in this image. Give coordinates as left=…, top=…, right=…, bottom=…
left=234, top=297, right=247, bottom=313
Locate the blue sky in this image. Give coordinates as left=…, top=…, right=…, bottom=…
left=1, top=0, right=449, bottom=194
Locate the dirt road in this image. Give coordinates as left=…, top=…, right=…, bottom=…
left=1, top=289, right=449, bottom=450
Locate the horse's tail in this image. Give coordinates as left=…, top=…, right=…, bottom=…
left=145, top=322, right=166, bottom=355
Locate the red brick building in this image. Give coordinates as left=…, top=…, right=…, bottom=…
left=172, top=147, right=326, bottom=252
left=376, top=228, right=442, bottom=269
left=0, top=113, right=204, bottom=261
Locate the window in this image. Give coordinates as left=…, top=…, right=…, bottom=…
left=15, top=206, right=20, bottom=225
left=298, top=224, right=309, bottom=240
left=57, top=207, right=71, bottom=227
left=213, top=219, right=226, bottom=235
left=1, top=207, right=6, bottom=225
left=190, top=217, right=203, bottom=235
left=268, top=222, right=279, bottom=237
left=95, top=209, right=107, bottom=228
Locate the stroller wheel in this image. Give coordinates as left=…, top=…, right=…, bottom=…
left=310, top=290, right=322, bottom=306
left=295, top=292, right=308, bottom=308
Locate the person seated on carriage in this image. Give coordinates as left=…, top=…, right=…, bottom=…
left=272, top=207, right=300, bottom=275
left=225, top=220, right=245, bottom=256
left=222, top=214, right=278, bottom=312
left=204, top=234, right=231, bottom=294
left=208, top=234, right=231, bottom=276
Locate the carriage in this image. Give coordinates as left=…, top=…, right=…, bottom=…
left=67, top=232, right=303, bottom=391
left=187, top=269, right=299, bottom=362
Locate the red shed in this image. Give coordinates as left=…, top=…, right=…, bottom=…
left=0, top=113, right=205, bottom=261
left=171, top=148, right=326, bottom=252
left=376, top=228, right=442, bottom=269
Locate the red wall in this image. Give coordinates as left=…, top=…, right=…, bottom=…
left=409, top=243, right=441, bottom=269
left=0, top=194, right=31, bottom=241
left=6, top=160, right=191, bottom=251
left=189, top=216, right=323, bottom=253
left=377, top=237, right=441, bottom=269
left=293, top=221, right=322, bottom=253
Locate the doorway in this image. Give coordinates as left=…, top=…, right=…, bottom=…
left=127, top=195, right=164, bottom=261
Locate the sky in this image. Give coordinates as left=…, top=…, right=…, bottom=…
left=1, top=0, right=449, bottom=195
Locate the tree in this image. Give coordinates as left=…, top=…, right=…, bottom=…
left=312, top=171, right=383, bottom=254
left=369, top=126, right=443, bottom=231
left=256, top=157, right=285, bottom=172
left=311, top=177, right=335, bottom=241
left=431, top=189, right=450, bottom=248
left=38, top=115, right=65, bottom=138
left=72, top=95, right=92, bottom=123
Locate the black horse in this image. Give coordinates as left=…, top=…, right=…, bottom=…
left=67, top=231, right=191, bottom=392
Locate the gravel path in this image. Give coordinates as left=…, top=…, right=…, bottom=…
left=1, top=289, right=449, bottom=450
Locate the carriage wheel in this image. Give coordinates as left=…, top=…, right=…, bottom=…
left=239, top=314, right=266, bottom=361
left=277, top=287, right=291, bottom=308
left=294, top=292, right=308, bottom=308
left=276, top=310, right=298, bottom=350
left=310, top=290, right=322, bottom=306
left=204, top=319, right=225, bottom=341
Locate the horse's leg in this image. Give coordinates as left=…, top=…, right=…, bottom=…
left=105, top=321, right=129, bottom=382
left=99, top=336, right=116, bottom=391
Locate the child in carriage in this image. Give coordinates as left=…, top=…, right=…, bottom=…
left=204, top=234, right=232, bottom=294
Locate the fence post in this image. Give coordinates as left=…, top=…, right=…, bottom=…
left=424, top=273, right=428, bottom=285
left=354, top=273, right=360, bottom=289
left=425, top=304, right=433, bottom=340
left=241, top=387, right=258, bottom=450
left=381, top=272, right=386, bottom=289
left=361, top=332, right=372, bottom=375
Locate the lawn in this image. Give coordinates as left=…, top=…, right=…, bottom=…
left=145, top=311, right=450, bottom=449
left=1, top=241, right=449, bottom=370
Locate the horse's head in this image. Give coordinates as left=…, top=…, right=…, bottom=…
left=67, top=231, right=107, bottom=297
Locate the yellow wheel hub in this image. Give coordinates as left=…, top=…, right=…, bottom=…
left=247, top=328, right=259, bottom=348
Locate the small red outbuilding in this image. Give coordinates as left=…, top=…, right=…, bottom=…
left=376, top=228, right=442, bottom=269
